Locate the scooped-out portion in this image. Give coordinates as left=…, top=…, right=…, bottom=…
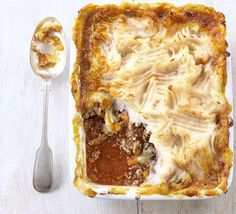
left=84, top=110, right=157, bottom=186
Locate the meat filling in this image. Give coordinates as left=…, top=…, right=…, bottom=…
left=84, top=111, right=157, bottom=186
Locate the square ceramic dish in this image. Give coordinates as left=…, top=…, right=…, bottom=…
left=69, top=1, right=234, bottom=200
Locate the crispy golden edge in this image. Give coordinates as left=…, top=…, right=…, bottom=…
left=71, top=2, right=233, bottom=198
left=71, top=4, right=99, bottom=197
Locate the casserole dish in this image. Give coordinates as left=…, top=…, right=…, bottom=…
left=69, top=2, right=234, bottom=200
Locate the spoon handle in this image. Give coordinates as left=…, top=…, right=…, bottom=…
left=33, top=81, right=53, bottom=192
left=41, top=81, right=50, bottom=148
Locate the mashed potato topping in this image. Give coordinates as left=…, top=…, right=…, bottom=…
left=71, top=3, right=232, bottom=198
left=32, top=20, right=64, bottom=69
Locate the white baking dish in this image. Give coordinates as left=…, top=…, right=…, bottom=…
left=68, top=1, right=234, bottom=200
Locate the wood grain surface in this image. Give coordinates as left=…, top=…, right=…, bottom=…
left=0, top=0, right=235, bottom=213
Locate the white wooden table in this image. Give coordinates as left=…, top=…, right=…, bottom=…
left=0, top=0, right=235, bottom=213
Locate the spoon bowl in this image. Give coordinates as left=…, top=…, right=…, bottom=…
left=30, top=17, right=66, bottom=80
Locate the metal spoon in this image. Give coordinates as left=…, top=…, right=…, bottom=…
left=30, top=17, right=66, bottom=192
